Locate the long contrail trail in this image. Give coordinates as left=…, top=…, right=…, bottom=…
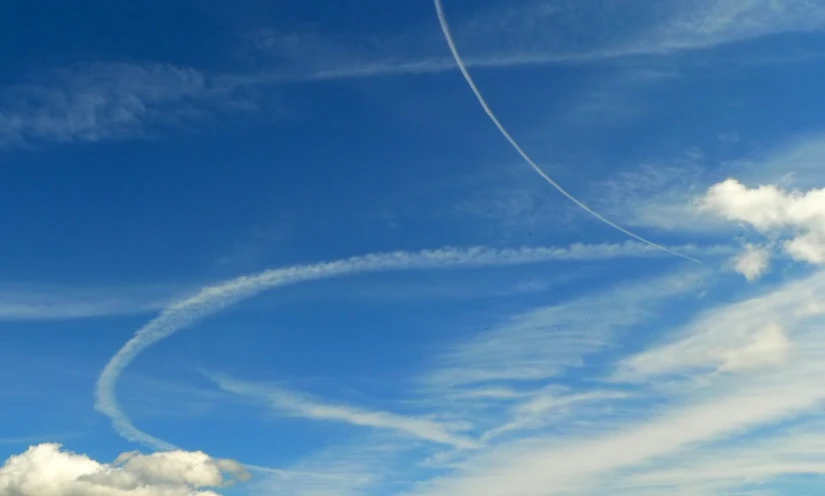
left=433, top=0, right=701, bottom=265
left=94, top=242, right=711, bottom=451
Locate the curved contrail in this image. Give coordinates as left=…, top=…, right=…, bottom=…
left=95, top=242, right=702, bottom=451
left=433, top=0, right=701, bottom=265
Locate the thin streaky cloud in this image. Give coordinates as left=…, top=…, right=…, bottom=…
left=403, top=270, right=825, bottom=496
left=615, top=421, right=825, bottom=494
left=244, top=441, right=398, bottom=496
left=0, top=433, right=80, bottom=445
left=254, top=0, right=825, bottom=83
left=639, top=0, right=825, bottom=53
left=615, top=270, right=825, bottom=382
left=421, top=266, right=711, bottom=391
left=481, top=389, right=632, bottom=442
left=6, top=0, right=823, bottom=149
left=0, top=283, right=182, bottom=321
left=409, top=356, right=825, bottom=496
left=210, top=373, right=478, bottom=449
left=0, top=62, right=255, bottom=147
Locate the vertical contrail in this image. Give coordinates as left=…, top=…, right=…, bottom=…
left=433, top=0, right=701, bottom=264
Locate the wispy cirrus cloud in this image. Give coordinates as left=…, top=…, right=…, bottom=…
left=5, top=1, right=822, bottom=150
left=118, top=373, right=230, bottom=421
left=727, top=131, right=825, bottom=187
left=590, top=154, right=722, bottom=233
left=0, top=433, right=80, bottom=446
left=246, top=441, right=400, bottom=496
left=615, top=270, right=825, bottom=381
left=0, top=62, right=256, bottom=147
left=637, top=0, right=825, bottom=53
left=251, top=0, right=825, bottom=82
left=210, top=373, right=478, bottom=449
left=614, top=420, right=825, bottom=495
left=403, top=270, right=825, bottom=496
left=481, top=387, right=631, bottom=442
left=0, top=282, right=181, bottom=321
left=420, top=267, right=711, bottom=391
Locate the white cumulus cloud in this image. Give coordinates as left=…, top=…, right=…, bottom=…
left=701, top=178, right=825, bottom=264
left=0, top=443, right=248, bottom=496
left=732, top=244, right=771, bottom=281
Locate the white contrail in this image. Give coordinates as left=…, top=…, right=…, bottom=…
left=94, top=242, right=713, bottom=451
left=433, top=0, right=701, bottom=265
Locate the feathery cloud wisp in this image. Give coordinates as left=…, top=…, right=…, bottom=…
left=0, top=283, right=179, bottom=321
left=211, top=373, right=478, bottom=449
left=0, top=62, right=254, bottom=147
left=405, top=272, right=825, bottom=496
left=422, top=267, right=710, bottom=391
left=482, top=388, right=631, bottom=441
left=615, top=270, right=825, bottom=380
left=7, top=0, right=823, bottom=149
left=254, top=0, right=825, bottom=83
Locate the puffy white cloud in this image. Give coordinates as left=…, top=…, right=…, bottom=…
left=732, top=244, right=771, bottom=281
left=701, top=178, right=825, bottom=264
left=785, top=231, right=825, bottom=264
left=0, top=443, right=248, bottom=496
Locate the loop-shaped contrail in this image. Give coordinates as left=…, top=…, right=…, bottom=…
left=433, top=0, right=701, bottom=264
left=94, top=242, right=704, bottom=452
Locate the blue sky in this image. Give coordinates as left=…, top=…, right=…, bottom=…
left=3, top=0, right=825, bottom=495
